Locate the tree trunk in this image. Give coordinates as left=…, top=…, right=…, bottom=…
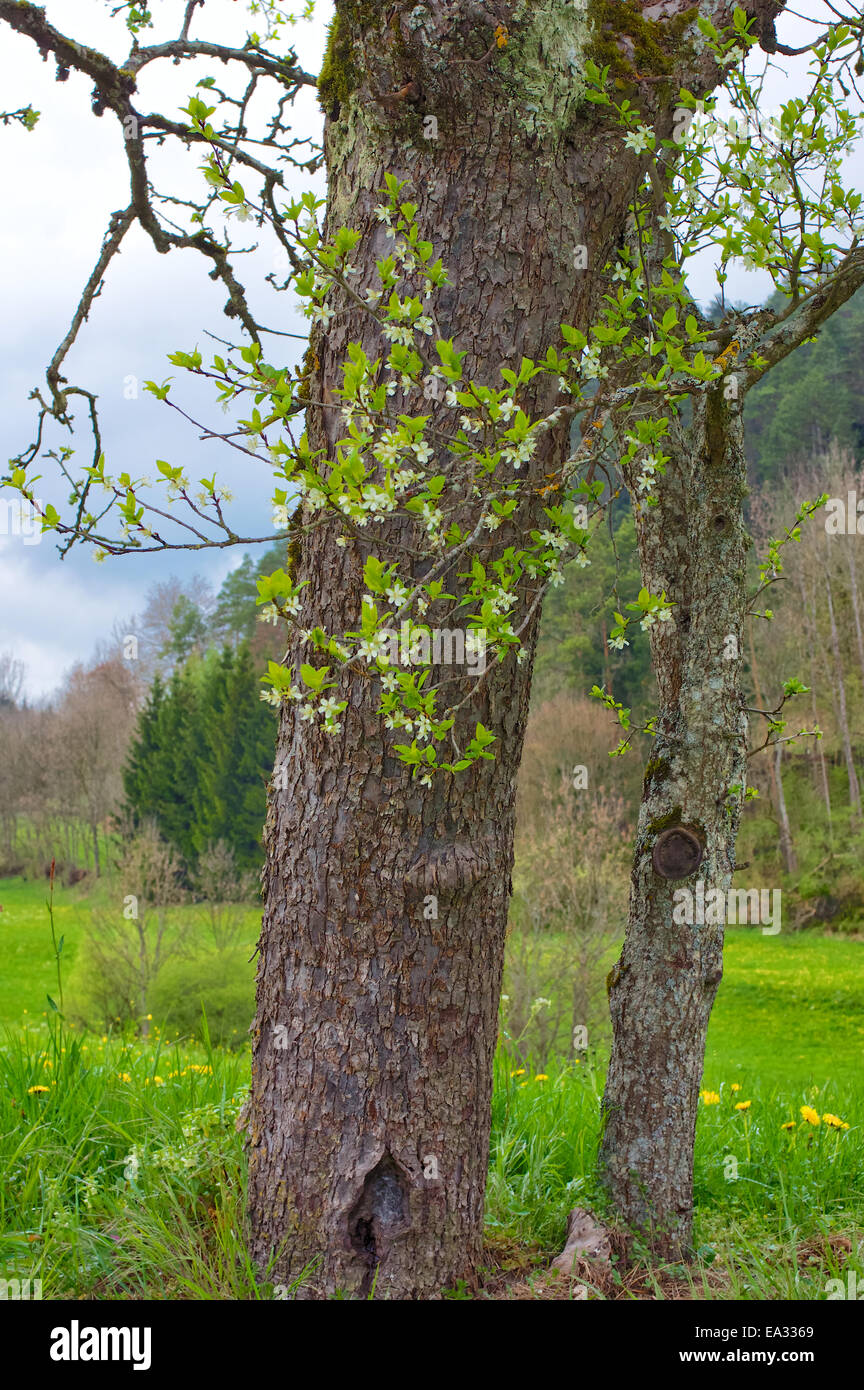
left=248, top=2, right=614, bottom=1300
left=845, top=538, right=864, bottom=689
left=774, top=740, right=797, bottom=875
left=823, top=545, right=861, bottom=822
left=599, top=391, right=749, bottom=1258
left=244, top=0, right=786, bottom=1298
left=797, top=571, right=833, bottom=827
left=746, top=613, right=786, bottom=855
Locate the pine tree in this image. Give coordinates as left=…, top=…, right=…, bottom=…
left=122, top=673, right=165, bottom=827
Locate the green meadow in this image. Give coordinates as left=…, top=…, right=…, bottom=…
left=0, top=875, right=861, bottom=1299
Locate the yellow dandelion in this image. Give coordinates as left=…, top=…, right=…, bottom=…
left=701, top=1090, right=721, bottom=1105
left=117, top=1072, right=132, bottom=1083
left=27, top=1085, right=50, bottom=1094
left=734, top=1100, right=752, bottom=1111
left=822, top=1113, right=850, bottom=1130
left=781, top=1121, right=796, bottom=1130
left=800, top=1105, right=821, bottom=1126
left=510, top=1068, right=526, bottom=1078
left=730, top=1083, right=741, bottom=1092
left=534, top=1074, right=548, bottom=1082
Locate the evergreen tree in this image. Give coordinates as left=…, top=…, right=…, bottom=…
left=533, top=505, right=655, bottom=718
left=211, top=545, right=287, bottom=649
left=124, top=645, right=276, bottom=873
left=745, top=288, right=864, bottom=486
left=122, top=673, right=165, bottom=826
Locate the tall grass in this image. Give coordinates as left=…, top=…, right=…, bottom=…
left=2, top=1022, right=860, bottom=1299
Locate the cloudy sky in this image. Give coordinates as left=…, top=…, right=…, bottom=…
left=0, top=0, right=856, bottom=698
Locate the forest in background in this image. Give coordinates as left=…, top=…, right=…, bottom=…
left=2, top=288, right=864, bottom=1051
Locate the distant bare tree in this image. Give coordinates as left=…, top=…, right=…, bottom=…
left=77, top=823, right=189, bottom=1036
left=53, top=659, right=138, bottom=875
left=193, top=840, right=259, bottom=953
left=0, top=651, right=25, bottom=710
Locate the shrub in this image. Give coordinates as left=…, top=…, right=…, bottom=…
left=148, top=949, right=255, bottom=1048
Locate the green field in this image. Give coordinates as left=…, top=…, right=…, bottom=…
left=1, top=875, right=862, bottom=1299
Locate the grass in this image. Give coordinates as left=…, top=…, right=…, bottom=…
left=704, top=929, right=864, bottom=1086
left=0, top=874, right=862, bottom=1299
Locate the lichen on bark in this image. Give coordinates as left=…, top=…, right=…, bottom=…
left=501, top=0, right=593, bottom=136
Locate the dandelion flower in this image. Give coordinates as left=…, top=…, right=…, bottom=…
left=700, top=1090, right=721, bottom=1105
left=734, top=1100, right=752, bottom=1111
left=800, top=1105, right=821, bottom=1126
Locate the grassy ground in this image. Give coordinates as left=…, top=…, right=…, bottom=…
left=0, top=874, right=862, bottom=1299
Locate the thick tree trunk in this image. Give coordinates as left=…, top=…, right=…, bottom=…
left=599, top=392, right=749, bottom=1258
left=244, top=0, right=786, bottom=1297
left=248, top=1, right=619, bottom=1299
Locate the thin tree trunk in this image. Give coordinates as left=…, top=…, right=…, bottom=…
left=748, top=615, right=796, bottom=872
left=797, top=571, right=833, bottom=826
left=599, top=391, right=749, bottom=1258
left=824, top=547, right=861, bottom=822
left=845, top=538, right=864, bottom=688
left=747, top=614, right=786, bottom=851
left=602, top=617, right=613, bottom=698
left=774, top=740, right=797, bottom=874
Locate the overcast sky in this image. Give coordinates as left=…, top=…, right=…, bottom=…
left=0, top=0, right=857, bottom=699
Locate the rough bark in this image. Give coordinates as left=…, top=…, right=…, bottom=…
left=599, top=391, right=750, bottom=1258
left=245, top=0, right=787, bottom=1298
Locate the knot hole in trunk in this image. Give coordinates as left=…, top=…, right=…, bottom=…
left=348, top=1151, right=409, bottom=1295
